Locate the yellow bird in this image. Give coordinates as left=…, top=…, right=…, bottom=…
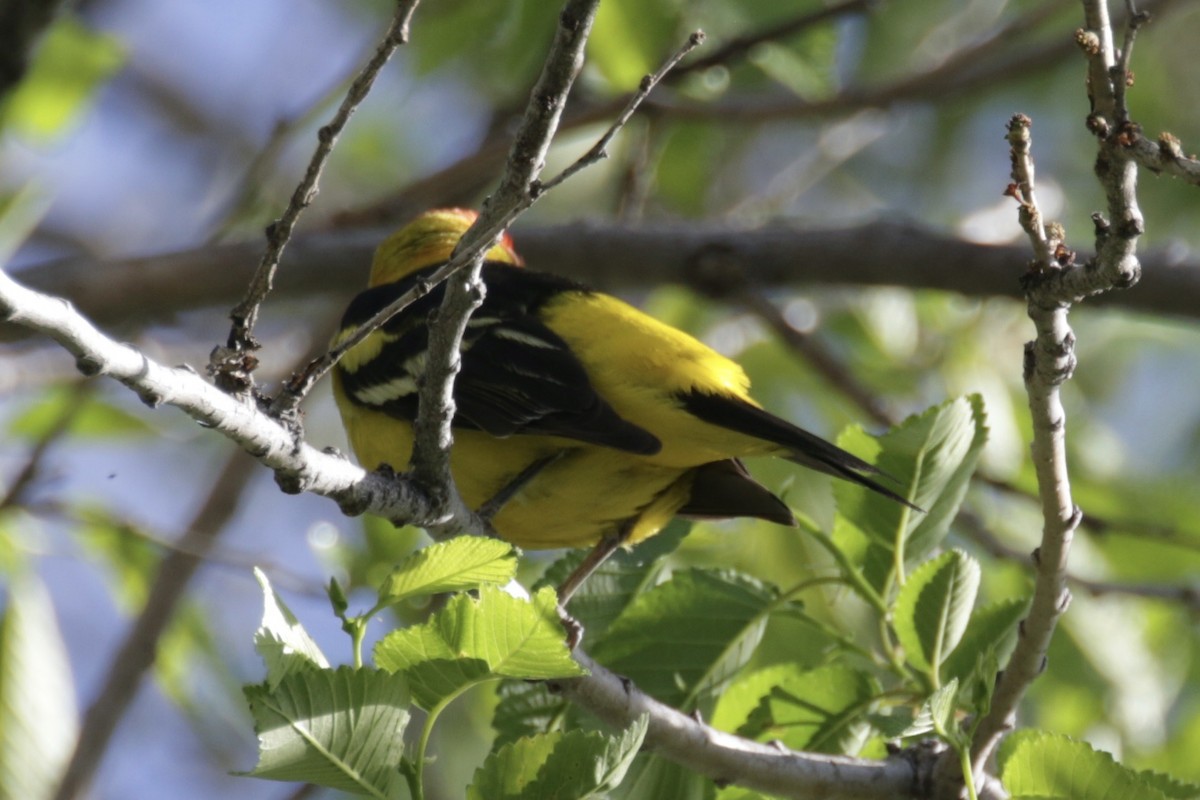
left=332, top=209, right=908, bottom=593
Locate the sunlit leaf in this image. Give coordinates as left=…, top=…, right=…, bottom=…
left=999, top=730, right=1173, bottom=800
left=376, top=536, right=516, bottom=606
left=834, top=395, right=987, bottom=590
left=243, top=666, right=409, bottom=798
left=0, top=571, right=78, bottom=800
left=893, top=550, right=981, bottom=677
left=2, top=17, right=125, bottom=140
left=374, top=585, right=582, bottom=710
left=253, top=568, right=329, bottom=690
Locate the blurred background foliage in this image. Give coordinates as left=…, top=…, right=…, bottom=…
left=1, top=0, right=1199, bottom=797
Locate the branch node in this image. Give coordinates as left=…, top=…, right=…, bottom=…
left=1086, top=113, right=1110, bottom=138
left=1074, top=28, right=1101, bottom=56
left=75, top=354, right=105, bottom=377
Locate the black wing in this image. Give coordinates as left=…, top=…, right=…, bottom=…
left=679, top=390, right=920, bottom=509
left=337, top=263, right=661, bottom=455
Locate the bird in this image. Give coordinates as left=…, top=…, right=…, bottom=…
left=331, top=209, right=912, bottom=600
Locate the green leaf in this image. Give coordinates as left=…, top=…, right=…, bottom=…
left=467, top=715, right=647, bottom=800
left=735, top=663, right=880, bottom=754
left=941, top=598, right=1027, bottom=707
left=710, top=662, right=798, bottom=734
left=588, top=0, right=679, bottom=88
left=865, top=708, right=921, bottom=740
left=999, top=730, right=1171, bottom=800
left=9, top=387, right=154, bottom=440
left=610, top=751, right=713, bottom=800
left=899, top=681, right=963, bottom=744
left=376, top=536, right=517, bottom=606
left=1135, top=768, right=1200, bottom=799
left=492, top=679, right=569, bottom=748
left=0, top=571, right=78, bottom=800
left=894, top=550, right=981, bottom=677
left=926, top=679, right=960, bottom=740
left=589, top=569, right=777, bottom=709
left=374, top=585, right=583, bottom=710
left=536, top=521, right=683, bottom=645
left=243, top=666, right=409, bottom=798
left=0, top=184, right=50, bottom=266
left=834, top=395, right=987, bottom=590
left=253, top=568, right=329, bottom=690
left=74, top=506, right=159, bottom=609
left=1, top=17, right=125, bottom=140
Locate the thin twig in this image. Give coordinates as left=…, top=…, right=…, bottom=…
left=211, top=0, right=422, bottom=392
left=205, top=68, right=363, bottom=245
left=53, top=450, right=260, bottom=800
left=533, top=31, right=704, bottom=197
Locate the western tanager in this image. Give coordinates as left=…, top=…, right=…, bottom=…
left=333, top=209, right=908, bottom=591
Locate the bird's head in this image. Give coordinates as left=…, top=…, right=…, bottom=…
left=369, top=208, right=523, bottom=287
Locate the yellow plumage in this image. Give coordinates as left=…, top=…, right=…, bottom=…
left=333, top=209, right=903, bottom=551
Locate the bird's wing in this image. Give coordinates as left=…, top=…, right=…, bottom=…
left=678, top=390, right=919, bottom=509
left=335, top=264, right=662, bottom=455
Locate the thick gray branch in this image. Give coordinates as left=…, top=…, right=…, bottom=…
left=10, top=221, right=1200, bottom=348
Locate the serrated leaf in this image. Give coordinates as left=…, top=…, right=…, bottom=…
left=894, top=550, right=981, bottom=677
left=710, top=663, right=798, bottom=734
left=536, top=522, right=682, bottom=645
left=492, top=679, right=570, bottom=748
left=468, top=715, right=647, bottom=800
left=589, top=569, right=777, bottom=709
left=835, top=396, right=987, bottom=590
left=609, top=751, right=713, bottom=800
left=927, top=679, right=959, bottom=738
left=942, top=597, right=1027, bottom=706
left=377, top=536, right=516, bottom=606
left=865, top=708, right=921, bottom=739
left=999, top=730, right=1170, bottom=800
left=1135, top=768, right=1200, bottom=799
left=253, top=568, right=328, bottom=690
left=243, top=666, right=409, bottom=798
left=735, top=664, right=879, bottom=754
left=0, top=571, right=78, bottom=800
left=374, top=585, right=583, bottom=709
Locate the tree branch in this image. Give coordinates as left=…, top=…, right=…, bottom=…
left=555, top=650, right=946, bottom=800
left=966, top=0, right=1152, bottom=767
left=13, top=220, right=1200, bottom=347
left=0, top=269, right=444, bottom=528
